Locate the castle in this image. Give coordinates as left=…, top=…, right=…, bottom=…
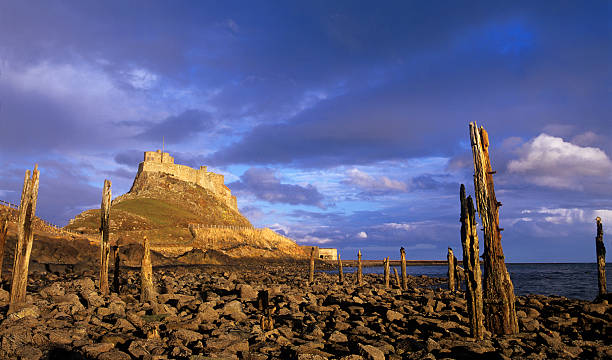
left=137, top=150, right=238, bottom=210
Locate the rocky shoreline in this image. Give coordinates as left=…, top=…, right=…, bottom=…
left=0, top=263, right=609, bottom=360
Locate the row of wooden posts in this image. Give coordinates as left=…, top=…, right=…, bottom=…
left=307, top=122, right=607, bottom=341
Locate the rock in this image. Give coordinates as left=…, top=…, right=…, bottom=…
left=82, top=291, right=105, bottom=308
left=0, top=288, right=9, bottom=303
left=7, top=305, right=40, bottom=321
left=340, top=356, right=364, bottom=360
left=328, top=331, right=348, bottom=343
left=583, top=302, right=607, bottom=315
left=386, top=310, right=404, bottom=322
left=40, top=283, right=65, bottom=298
left=239, top=284, right=258, bottom=301
left=82, top=342, right=115, bottom=358
left=222, top=300, right=247, bottom=321
left=108, top=300, right=126, bottom=317
left=426, top=338, right=440, bottom=352
left=526, top=308, right=541, bottom=319
left=197, top=303, right=219, bottom=323
left=359, top=344, right=385, bottom=360
left=48, top=330, right=72, bottom=345
left=174, top=328, right=203, bottom=343
left=98, top=350, right=131, bottom=360
left=14, top=345, right=43, bottom=360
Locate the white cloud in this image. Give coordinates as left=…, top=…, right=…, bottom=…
left=380, top=223, right=414, bottom=231
left=344, top=168, right=408, bottom=193
left=124, top=68, right=158, bottom=90
left=520, top=208, right=612, bottom=225
left=2, top=61, right=157, bottom=125
left=508, top=134, right=612, bottom=189
left=356, top=231, right=368, bottom=239
left=296, top=235, right=333, bottom=245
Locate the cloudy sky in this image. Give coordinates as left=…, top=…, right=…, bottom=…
left=0, top=1, right=610, bottom=262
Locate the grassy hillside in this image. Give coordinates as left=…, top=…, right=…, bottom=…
left=65, top=172, right=252, bottom=246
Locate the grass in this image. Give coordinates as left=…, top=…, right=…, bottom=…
left=113, top=198, right=199, bottom=226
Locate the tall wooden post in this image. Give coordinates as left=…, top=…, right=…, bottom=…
left=9, top=165, right=39, bottom=313
left=309, top=247, right=315, bottom=284
left=595, top=217, right=606, bottom=296
left=357, top=250, right=363, bottom=286
left=112, top=246, right=120, bottom=293
left=338, top=254, right=344, bottom=284
left=141, top=236, right=155, bottom=303
left=469, top=122, right=518, bottom=335
left=447, top=248, right=456, bottom=292
left=99, top=179, right=112, bottom=296
left=0, top=217, right=8, bottom=280
left=384, top=257, right=390, bottom=288
left=400, top=247, right=407, bottom=290
left=460, top=184, right=484, bottom=340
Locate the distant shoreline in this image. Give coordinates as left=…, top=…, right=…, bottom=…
left=333, top=260, right=610, bottom=267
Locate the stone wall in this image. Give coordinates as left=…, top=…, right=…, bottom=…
left=138, top=150, right=238, bottom=210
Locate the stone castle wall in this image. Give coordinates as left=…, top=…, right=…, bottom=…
left=138, top=150, right=238, bottom=210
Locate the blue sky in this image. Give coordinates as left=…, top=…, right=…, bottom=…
left=0, top=1, right=610, bottom=261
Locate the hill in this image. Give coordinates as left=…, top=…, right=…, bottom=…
left=65, top=151, right=307, bottom=260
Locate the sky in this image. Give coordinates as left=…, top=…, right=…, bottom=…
left=0, top=1, right=610, bottom=262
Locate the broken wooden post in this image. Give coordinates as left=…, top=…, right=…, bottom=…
left=112, top=245, right=120, bottom=293
left=469, top=122, right=518, bottom=335
left=338, top=254, right=344, bottom=284
left=400, top=247, right=408, bottom=290
left=384, top=257, right=390, bottom=288
left=460, top=184, right=484, bottom=340
left=9, top=165, right=40, bottom=313
left=257, top=290, right=273, bottom=331
left=0, top=217, right=8, bottom=280
left=99, top=179, right=112, bottom=296
left=393, top=267, right=400, bottom=288
left=447, top=247, right=456, bottom=292
left=357, top=250, right=363, bottom=286
left=309, top=247, right=315, bottom=284
left=141, top=236, right=155, bottom=303
left=595, top=217, right=606, bottom=297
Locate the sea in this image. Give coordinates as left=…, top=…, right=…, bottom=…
left=335, top=263, right=611, bottom=301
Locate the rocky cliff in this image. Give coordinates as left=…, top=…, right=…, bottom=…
left=65, top=168, right=307, bottom=260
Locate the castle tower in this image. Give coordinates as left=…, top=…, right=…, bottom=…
left=136, top=150, right=237, bottom=210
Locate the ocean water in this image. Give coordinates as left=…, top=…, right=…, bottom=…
left=337, top=263, right=611, bottom=301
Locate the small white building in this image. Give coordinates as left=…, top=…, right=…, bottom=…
left=318, top=248, right=338, bottom=260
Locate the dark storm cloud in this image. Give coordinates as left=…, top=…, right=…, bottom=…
left=229, top=168, right=326, bottom=208
left=114, top=150, right=143, bottom=167
left=136, top=110, right=215, bottom=144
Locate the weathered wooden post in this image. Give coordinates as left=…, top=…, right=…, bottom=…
left=447, top=247, right=456, bottom=292
left=9, top=165, right=40, bottom=313
left=338, top=254, right=344, bottom=284
left=99, top=179, right=112, bottom=296
left=595, top=217, right=606, bottom=297
left=469, top=122, right=518, bottom=335
left=257, top=290, right=273, bottom=331
left=400, top=247, right=408, bottom=290
left=0, top=217, right=8, bottom=280
left=357, top=250, right=363, bottom=286
left=112, top=245, right=120, bottom=293
left=141, top=236, right=155, bottom=303
left=309, top=247, right=315, bottom=284
left=384, top=257, right=390, bottom=288
left=393, top=267, right=400, bottom=288
left=460, top=184, right=484, bottom=339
